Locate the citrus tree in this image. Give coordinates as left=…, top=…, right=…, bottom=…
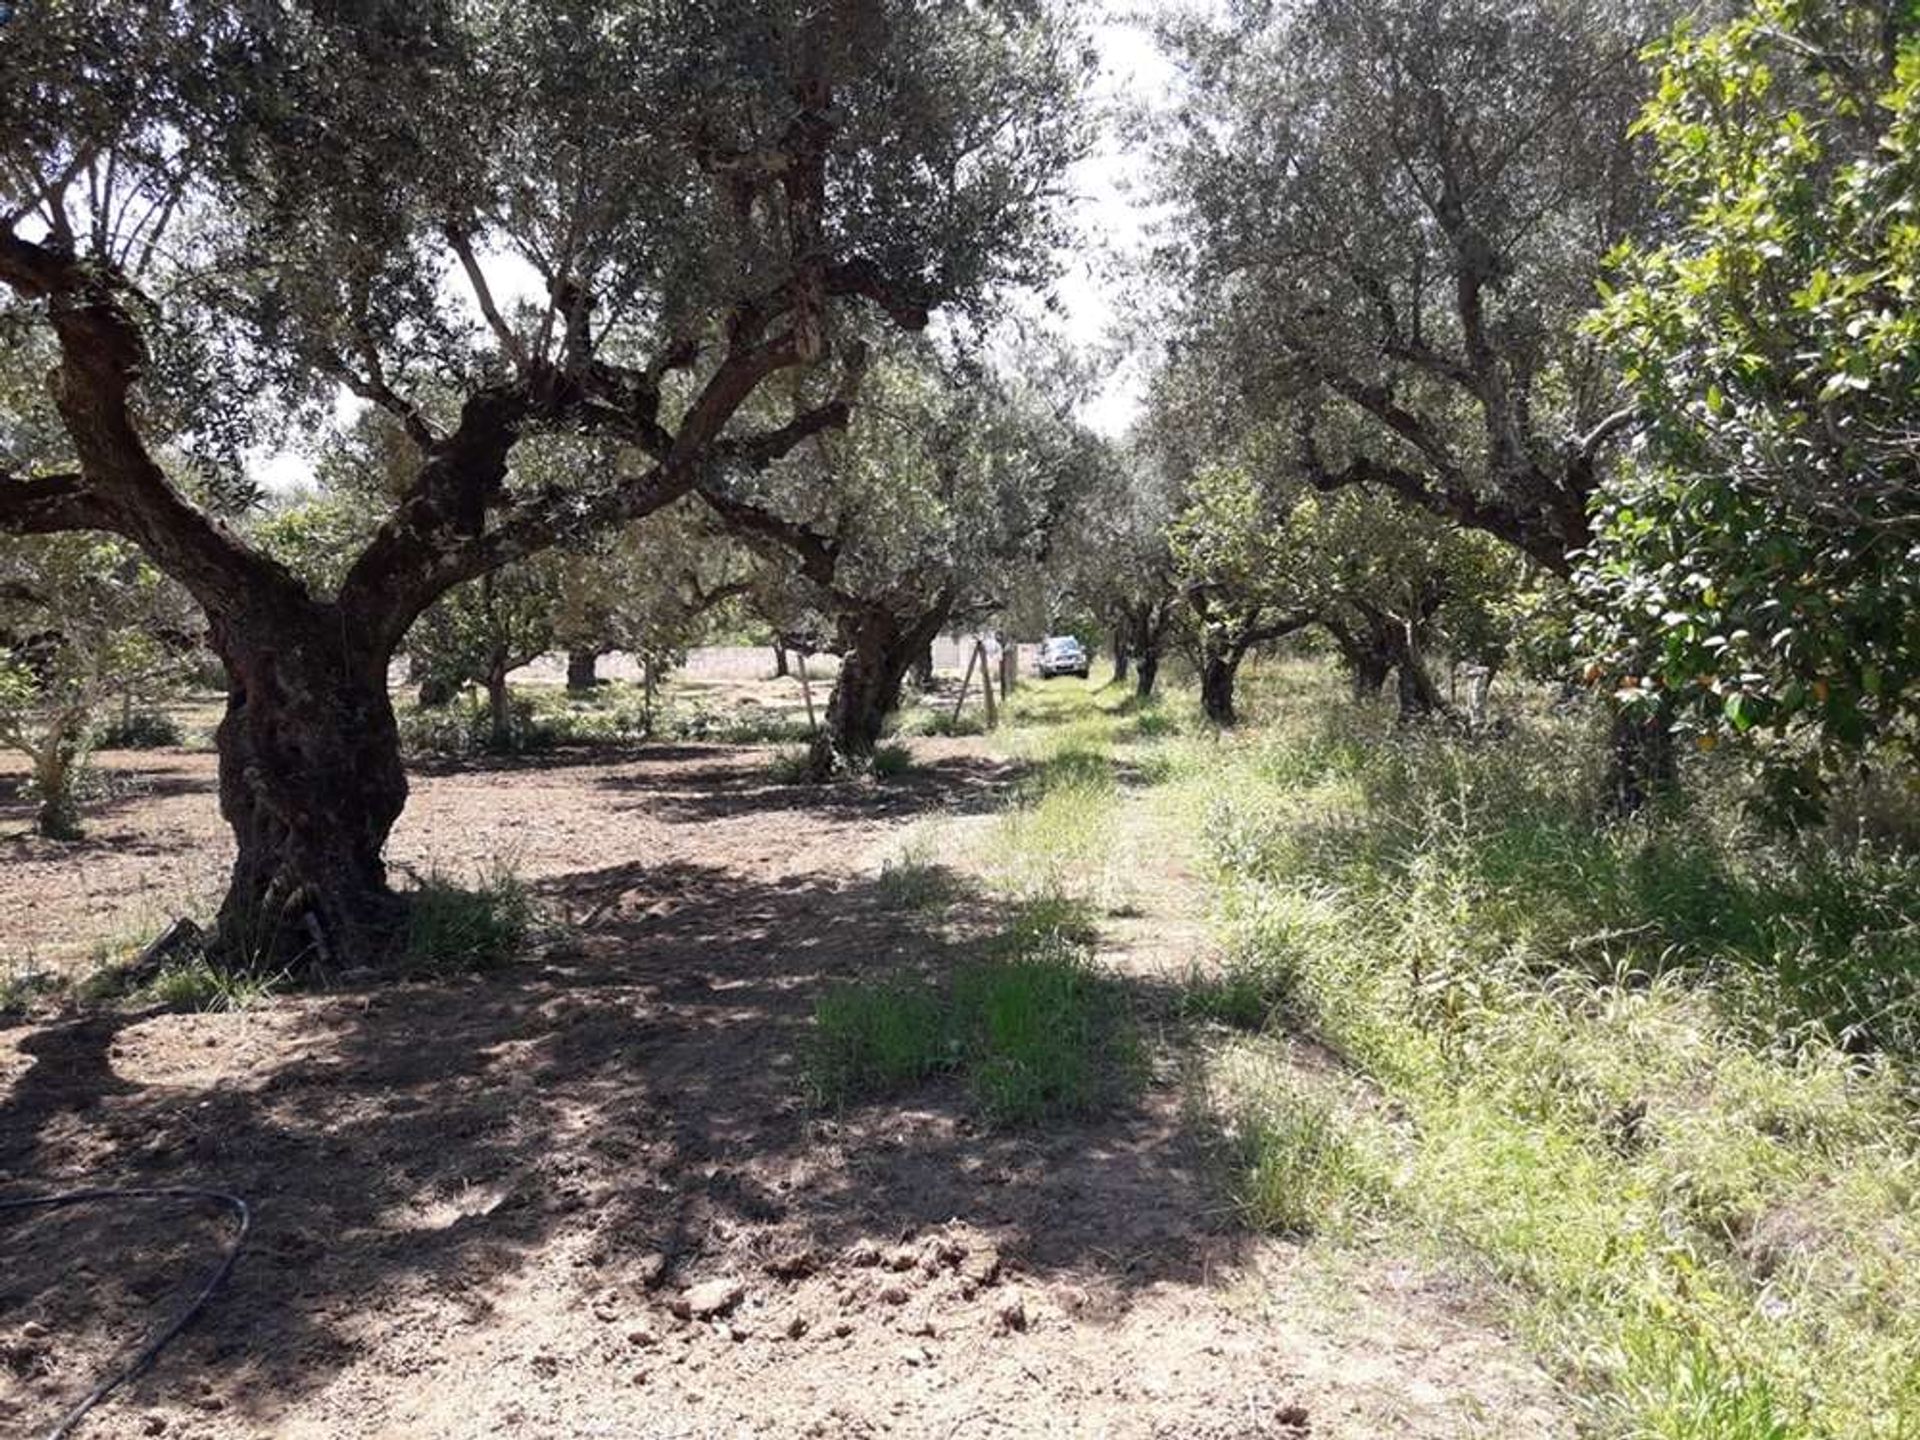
left=1579, top=0, right=1920, bottom=819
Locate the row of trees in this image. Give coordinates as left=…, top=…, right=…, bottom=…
left=3, top=0, right=1912, bottom=960
left=1052, top=0, right=1914, bottom=815
left=0, top=0, right=1091, bottom=962
left=1, top=333, right=1095, bottom=837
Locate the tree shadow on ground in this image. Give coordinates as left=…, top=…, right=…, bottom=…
left=402, top=740, right=728, bottom=779
left=0, top=843, right=1239, bottom=1434
left=592, top=749, right=1020, bottom=825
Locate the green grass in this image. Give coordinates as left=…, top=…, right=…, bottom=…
left=988, top=707, right=1128, bottom=902
left=870, top=741, right=915, bottom=778
left=875, top=834, right=959, bottom=912
left=1161, top=659, right=1920, bottom=1440
left=806, top=695, right=1140, bottom=1125
left=142, top=954, right=281, bottom=1012
left=893, top=705, right=988, bottom=738
left=1209, top=1057, right=1392, bottom=1237
left=803, top=899, right=1140, bottom=1126
left=400, top=866, right=538, bottom=973
left=766, top=744, right=819, bottom=784
left=0, top=956, right=64, bottom=1012
left=1181, top=943, right=1304, bottom=1031
left=806, top=978, right=952, bottom=1104
left=952, top=933, right=1140, bottom=1124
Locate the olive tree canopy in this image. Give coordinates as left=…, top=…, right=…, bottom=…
left=0, top=0, right=1091, bottom=962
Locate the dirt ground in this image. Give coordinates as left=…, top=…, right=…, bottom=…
left=1, top=725, right=1567, bottom=1438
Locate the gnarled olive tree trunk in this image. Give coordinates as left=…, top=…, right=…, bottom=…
left=1124, top=598, right=1177, bottom=700
left=1387, top=626, right=1448, bottom=722
left=485, top=658, right=514, bottom=750
left=31, top=722, right=87, bottom=841
left=1199, top=640, right=1247, bottom=726
left=211, top=611, right=408, bottom=969
left=1324, top=617, right=1394, bottom=702
left=809, top=598, right=951, bottom=777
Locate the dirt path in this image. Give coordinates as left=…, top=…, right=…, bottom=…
left=2, top=737, right=1564, bottom=1438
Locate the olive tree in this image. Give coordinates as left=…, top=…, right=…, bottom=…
left=0, top=535, right=198, bottom=838
left=1060, top=443, right=1185, bottom=697
left=1166, top=464, right=1317, bottom=725
left=709, top=350, right=1095, bottom=771
left=1153, top=0, right=1669, bottom=569
left=0, top=1, right=1088, bottom=962
left=407, top=560, right=562, bottom=750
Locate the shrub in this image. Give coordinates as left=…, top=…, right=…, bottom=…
left=96, top=708, right=184, bottom=749
left=870, top=741, right=914, bottom=778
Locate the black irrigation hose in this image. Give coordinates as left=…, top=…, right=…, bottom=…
left=0, top=1187, right=251, bottom=1440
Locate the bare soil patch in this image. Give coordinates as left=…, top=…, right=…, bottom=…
left=2, top=736, right=1564, bottom=1438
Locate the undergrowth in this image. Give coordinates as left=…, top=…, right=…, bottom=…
left=398, top=681, right=815, bottom=756
left=1166, top=660, right=1920, bottom=1440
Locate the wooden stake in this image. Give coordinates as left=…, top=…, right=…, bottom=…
left=978, top=640, right=998, bottom=728
left=796, top=652, right=818, bottom=732
left=952, top=641, right=980, bottom=722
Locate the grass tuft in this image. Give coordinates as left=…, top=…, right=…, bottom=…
left=806, top=979, right=951, bottom=1105
left=142, top=955, right=279, bottom=1012
left=876, top=835, right=958, bottom=912
left=1217, top=1069, right=1390, bottom=1237
left=953, top=934, right=1139, bottom=1125
left=400, top=866, right=537, bottom=973
left=870, top=741, right=915, bottom=779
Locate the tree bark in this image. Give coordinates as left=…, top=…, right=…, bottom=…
left=1111, top=632, right=1130, bottom=685
left=1135, top=649, right=1161, bottom=699
left=810, top=600, right=950, bottom=776
left=771, top=643, right=789, bottom=679
left=1352, top=652, right=1391, bottom=700
left=1200, top=643, right=1245, bottom=726
left=1126, top=602, right=1172, bottom=699
left=910, top=642, right=935, bottom=691
left=211, top=618, right=408, bottom=970
left=485, top=661, right=513, bottom=750
left=566, top=648, right=601, bottom=692
left=32, top=725, right=85, bottom=840
left=1390, top=626, right=1448, bottom=721
left=1608, top=707, right=1676, bottom=815
left=1326, top=619, right=1393, bottom=701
